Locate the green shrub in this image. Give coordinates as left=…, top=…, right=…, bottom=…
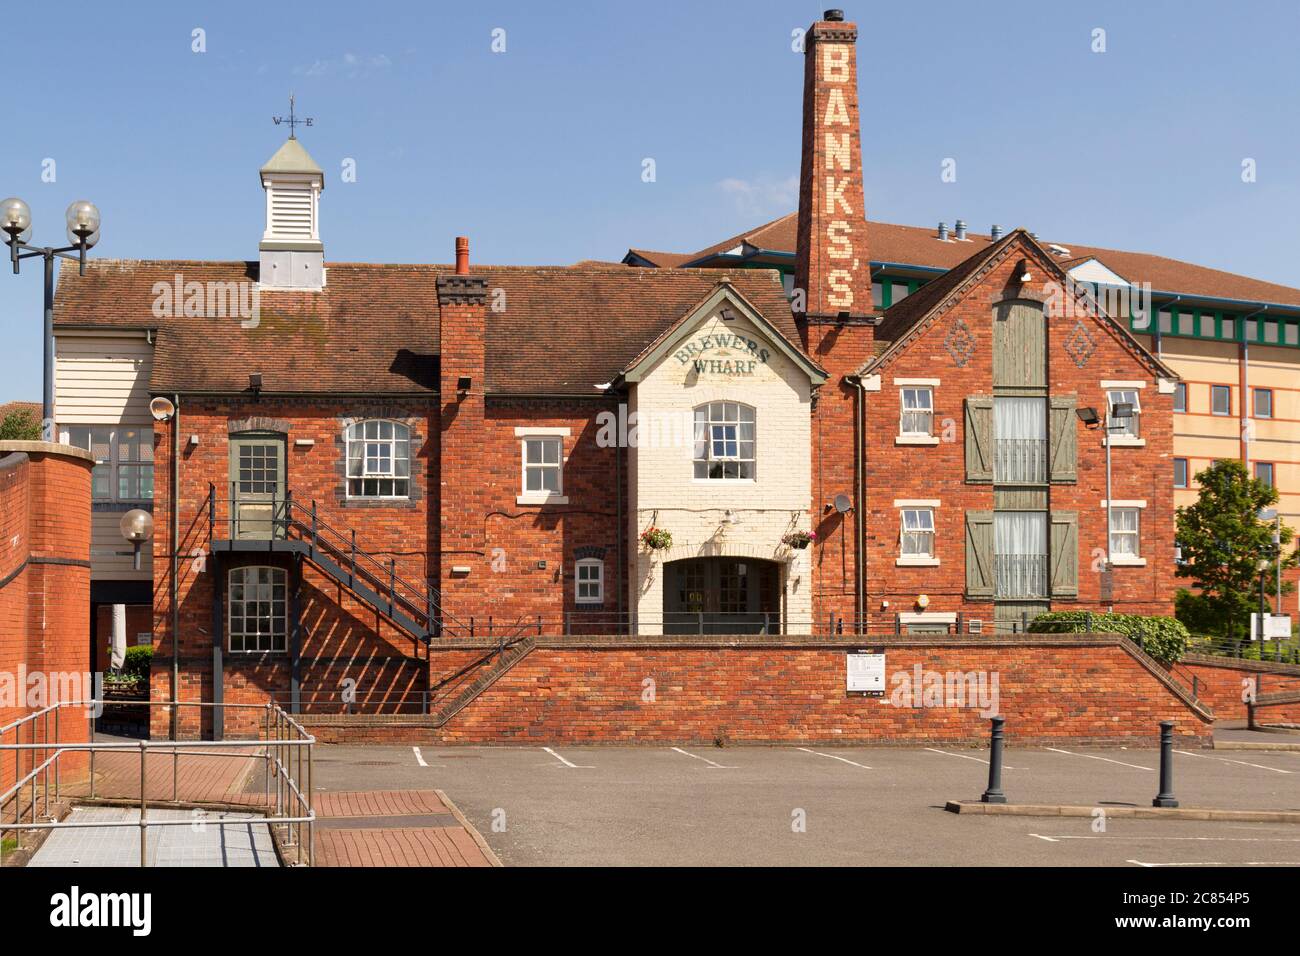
left=121, top=644, right=153, bottom=680
left=1028, top=611, right=1190, bottom=665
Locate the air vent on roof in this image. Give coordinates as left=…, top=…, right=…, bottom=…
left=937, top=221, right=949, bottom=242
left=954, top=219, right=968, bottom=241
left=990, top=225, right=1002, bottom=241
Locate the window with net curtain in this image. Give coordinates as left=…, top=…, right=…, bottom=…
left=1110, top=507, right=1140, bottom=556
left=994, top=511, right=1047, bottom=598
left=993, top=397, right=1046, bottom=483
left=900, top=387, right=933, bottom=436
left=346, top=420, right=410, bottom=497
left=900, top=508, right=934, bottom=556
left=693, top=402, right=755, bottom=479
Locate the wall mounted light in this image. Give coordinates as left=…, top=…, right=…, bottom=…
left=120, top=509, right=155, bottom=571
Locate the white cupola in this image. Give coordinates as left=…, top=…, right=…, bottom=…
left=258, top=136, right=324, bottom=290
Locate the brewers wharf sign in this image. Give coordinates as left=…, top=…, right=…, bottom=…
left=820, top=43, right=860, bottom=312
left=674, top=332, right=772, bottom=376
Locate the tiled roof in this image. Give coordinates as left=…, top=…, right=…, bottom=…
left=53, top=259, right=797, bottom=398
left=623, top=249, right=696, bottom=268
left=649, top=213, right=1300, bottom=309
left=864, top=230, right=1177, bottom=380
left=0, top=401, right=39, bottom=420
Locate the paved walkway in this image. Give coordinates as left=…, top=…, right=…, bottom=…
left=28, top=806, right=277, bottom=867
left=313, top=789, right=498, bottom=867
left=62, top=748, right=264, bottom=806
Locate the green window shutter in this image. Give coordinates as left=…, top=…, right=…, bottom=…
left=1049, top=510, right=1079, bottom=598
left=965, top=510, right=995, bottom=598
left=1049, top=395, right=1077, bottom=483
left=964, top=396, right=993, bottom=482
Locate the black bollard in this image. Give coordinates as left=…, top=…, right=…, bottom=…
left=1153, top=720, right=1179, bottom=808
left=981, top=716, right=1007, bottom=804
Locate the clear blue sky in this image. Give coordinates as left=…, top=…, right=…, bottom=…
left=3, top=0, right=1298, bottom=402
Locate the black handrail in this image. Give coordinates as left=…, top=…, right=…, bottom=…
left=206, top=483, right=470, bottom=638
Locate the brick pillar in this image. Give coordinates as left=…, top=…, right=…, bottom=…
left=0, top=442, right=94, bottom=786
left=793, top=12, right=876, bottom=630
left=437, top=267, right=488, bottom=632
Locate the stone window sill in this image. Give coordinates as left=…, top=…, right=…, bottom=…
left=896, top=556, right=940, bottom=567
left=896, top=435, right=940, bottom=446
left=517, top=494, right=569, bottom=506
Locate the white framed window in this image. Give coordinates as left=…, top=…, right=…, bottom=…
left=1172, top=382, right=1187, bottom=413
left=63, top=426, right=154, bottom=502
left=1211, top=385, right=1231, bottom=416
left=899, top=387, right=934, bottom=437
left=515, top=427, right=569, bottom=504
left=1254, top=388, right=1273, bottom=419
left=228, top=566, right=287, bottom=653
left=523, top=437, right=562, bottom=493
left=345, top=420, right=410, bottom=498
left=1255, top=461, right=1275, bottom=487
left=1109, top=507, right=1140, bottom=558
left=1107, top=389, right=1141, bottom=438
left=693, top=402, right=755, bottom=480
left=575, top=558, right=604, bottom=604
left=900, top=508, right=935, bottom=557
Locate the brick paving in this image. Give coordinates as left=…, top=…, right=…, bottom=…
left=312, top=789, right=497, bottom=868
left=62, top=749, right=264, bottom=806
left=314, top=789, right=449, bottom=818
left=316, top=825, right=491, bottom=867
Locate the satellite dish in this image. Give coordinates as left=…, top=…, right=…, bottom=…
left=833, top=493, right=853, bottom=514
left=149, top=396, right=176, bottom=421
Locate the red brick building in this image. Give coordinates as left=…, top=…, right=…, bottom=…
left=49, top=10, right=1181, bottom=736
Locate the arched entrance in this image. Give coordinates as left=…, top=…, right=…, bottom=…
left=662, top=557, right=782, bottom=634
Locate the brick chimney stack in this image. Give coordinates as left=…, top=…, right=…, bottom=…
left=794, top=10, right=875, bottom=630
left=438, top=237, right=488, bottom=619
left=794, top=9, right=873, bottom=332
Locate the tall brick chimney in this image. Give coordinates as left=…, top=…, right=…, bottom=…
left=437, top=237, right=488, bottom=620
left=794, top=10, right=875, bottom=630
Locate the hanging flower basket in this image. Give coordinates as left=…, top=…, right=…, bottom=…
left=640, top=526, right=673, bottom=551
left=782, top=530, right=815, bottom=550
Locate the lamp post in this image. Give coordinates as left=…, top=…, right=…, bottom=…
left=1, top=197, right=102, bottom=442
left=1076, top=399, right=1134, bottom=613
left=1259, top=508, right=1282, bottom=618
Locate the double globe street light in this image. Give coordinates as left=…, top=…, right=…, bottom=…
left=0, top=196, right=102, bottom=441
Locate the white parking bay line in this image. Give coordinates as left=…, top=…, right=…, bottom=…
left=797, top=747, right=872, bottom=769
left=671, top=747, right=737, bottom=769
left=412, top=746, right=428, bottom=767
left=924, top=748, right=1019, bottom=770
left=1175, top=749, right=1292, bottom=775
left=1044, top=747, right=1153, bottom=772
left=1035, top=834, right=1300, bottom=844
left=1128, top=860, right=1300, bottom=868
left=542, top=746, right=593, bottom=769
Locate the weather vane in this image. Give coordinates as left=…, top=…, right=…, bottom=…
left=273, top=93, right=313, bottom=139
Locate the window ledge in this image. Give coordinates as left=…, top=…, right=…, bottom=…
left=1106, top=436, right=1146, bottom=447
left=517, top=494, right=569, bottom=506
left=1110, top=555, right=1147, bottom=567
left=896, top=556, right=940, bottom=567
left=895, top=435, right=940, bottom=446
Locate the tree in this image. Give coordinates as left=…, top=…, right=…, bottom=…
left=1175, top=459, right=1297, bottom=642
left=0, top=407, right=41, bottom=441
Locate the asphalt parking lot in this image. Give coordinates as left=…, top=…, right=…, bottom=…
left=308, top=738, right=1300, bottom=866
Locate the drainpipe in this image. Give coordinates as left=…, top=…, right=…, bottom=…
left=845, top=374, right=867, bottom=634
left=170, top=393, right=180, bottom=740
left=615, top=397, right=624, bottom=631
left=1238, top=305, right=1268, bottom=468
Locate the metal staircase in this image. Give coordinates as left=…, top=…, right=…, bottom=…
left=205, top=483, right=463, bottom=643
